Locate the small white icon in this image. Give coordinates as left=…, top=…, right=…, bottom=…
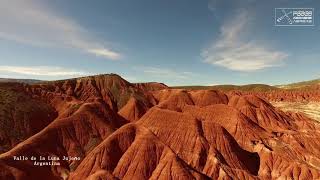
left=277, top=9, right=293, bottom=24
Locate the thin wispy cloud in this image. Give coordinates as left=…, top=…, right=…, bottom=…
left=0, top=0, right=121, bottom=60
left=202, top=10, right=288, bottom=72
left=135, top=66, right=196, bottom=79
left=0, top=66, right=88, bottom=77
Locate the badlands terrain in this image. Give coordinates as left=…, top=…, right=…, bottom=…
left=0, top=74, right=320, bottom=180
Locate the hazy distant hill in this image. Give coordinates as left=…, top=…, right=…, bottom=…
left=172, top=84, right=278, bottom=92
left=277, top=78, right=320, bottom=89
left=0, top=78, right=42, bottom=84
left=172, top=78, right=320, bottom=91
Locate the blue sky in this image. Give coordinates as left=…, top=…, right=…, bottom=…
left=0, top=0, right=319, bottom=86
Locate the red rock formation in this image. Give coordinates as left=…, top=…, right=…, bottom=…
left=25, top=74, right=151, bottom=111
left=1, top=75, right=320, bottom=180
left=0, top=102, right=126, bottom=179
left=118, top=97, right=150, bottom=122
left=189, top=90, right=228, bottom=107
left=237, top=88, right=320, bottom=102
left=134, top=82, right=169, bottom=91
left=0, top=83, right=57, bottom=153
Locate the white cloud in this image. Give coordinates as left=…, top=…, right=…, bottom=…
left=135, top=66, right=196, bottom=79
left=202, top=11, right=288, bottom=72
left=0, top=0, right=121, bottom=60
left=87, top=49, right=121, bottom=60
left=0, top=66, right=88, bottom=76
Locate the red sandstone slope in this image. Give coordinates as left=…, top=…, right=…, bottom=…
left=118, top=96, right=151, bottom=122
left=227, top=85, right=320, bottom=102
left=26, top=74, right=156, bottom=112
left=0, top=74, right=154, bottom=179
left=134, top=82, right=169, bottom=91
left=0, top=102, right=126, bottom=179
left=0, top=83, right=57, bottom=153
left=70, top=89, right=320, bottom=179
left=1, top=75, right=320, bottom=180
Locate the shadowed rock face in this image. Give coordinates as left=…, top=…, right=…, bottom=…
left=1, top=75, right=320, bottom=180
left=0, top=83, right=57, bottom=153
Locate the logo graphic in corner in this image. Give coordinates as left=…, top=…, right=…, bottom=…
left=275, top=8, right=314, bottom=26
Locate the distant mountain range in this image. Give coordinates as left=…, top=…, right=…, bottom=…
left=172, top=78, right=320, bottom=91
left=172, top=84, right=278, bottom=92
left=276, top=78, right=320, bottom=89
left=0, top=78, right=42, bottom=84
left=0, top=76, right=319, bottom=90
